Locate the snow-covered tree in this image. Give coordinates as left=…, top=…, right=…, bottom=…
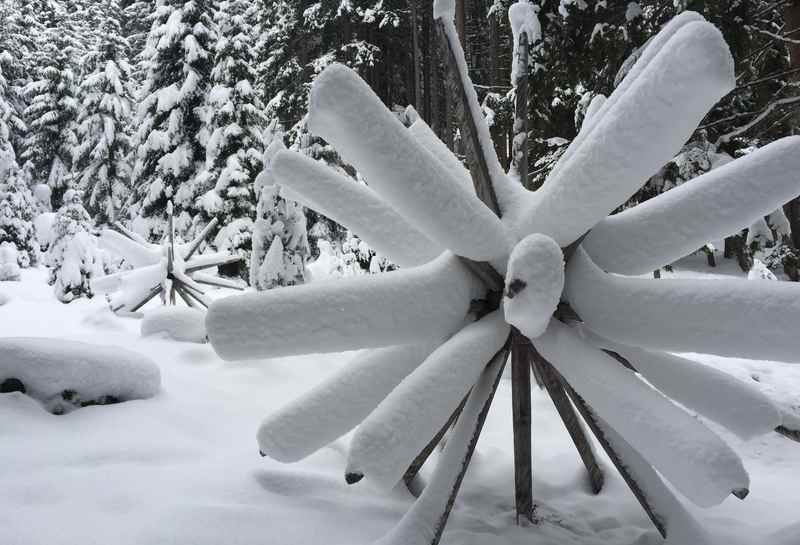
left=198, top=0, right=266, bottom=277
left=249, top=139, right=308, bottom=290
left=73, top=0, right=134, bottom=225
left=47, top=190, right=100, bottom=302
left=0, top=168, right=38, bottom=268
left=0, top=55, right=25, bottom=181
left=19, top=11, right=80, bottom=209
left=127, top=0, right=216, bottom=242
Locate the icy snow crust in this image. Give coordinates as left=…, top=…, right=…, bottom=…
left=271, top=150, right=442, bottom=268
left=347, top=311, right=509, bottom=489
left=566, top=248, right=800, bottom=362
left=141, top=306, right=207, bottom=343
left=583, top=136, right=800, bottom=274
left=0, top=337, right=160, bottom=402
left=307, top=63, right=512, bottom=261
left=503, top=233, right=564, bottom=339
left=537, top=321, right=749, bottom=508
left=512, top=17, right=734, bottom=246
left=207, top=253, right=483, bottom=360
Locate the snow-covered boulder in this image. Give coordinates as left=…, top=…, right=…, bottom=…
left=0, top=338, right=161, bottom=414
left=141, top=306, right=207, bottom=343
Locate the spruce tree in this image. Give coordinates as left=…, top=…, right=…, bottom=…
left=74, top=0, right=134, bottom=225
left=0, top=55, right=25, bottom=181
left=127, top=0, right=216, bottom=242
left=47, top=190, right=99, bottom=302
left=19, top=9, right=80, bottom=209
left=201, top=0, right=266, bottom=278
left=0, top=168, right=38, bottom=268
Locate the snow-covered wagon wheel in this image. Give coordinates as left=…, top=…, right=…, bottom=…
left=92, top=202, right=245, bottom=313
left=206, top=6, right=800, bottom=545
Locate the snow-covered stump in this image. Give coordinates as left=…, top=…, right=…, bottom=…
left=204, top=7, right=800, bottom=544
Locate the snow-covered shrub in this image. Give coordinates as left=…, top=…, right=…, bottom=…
left=0, top=241, right=20, bottom=281
left=748, top=259, right=777, bottom=281
left=47, top=193, right=101, bottom=302
left=0, top=169, right=38, bottom=267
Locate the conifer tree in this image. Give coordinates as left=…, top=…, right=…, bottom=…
left=74, top=0, right=134, bottom=225
left=127, top=0, right=216, bottom=242
left=0, top=168, right=38, bottom=268
left=20, top=9, right=80, bottom=209
left=200, top=0, right=266, bottom=278
left=0, top=56, right=25, bottom=181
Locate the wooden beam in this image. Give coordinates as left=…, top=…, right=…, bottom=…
left=183, top=217, right=219, bottom=260
left=402, top=394, right=469, bottom=496
left=556, top=369, right=667, bottom=537
left=776, top=425, right=800, bottom=443
left=129, top=285, right=163, bottom=313
left=529, top=347, right=604, bottom=494
left=512, top=32, right=530, bottom=190
left=511, top=329, right=533, bottom=522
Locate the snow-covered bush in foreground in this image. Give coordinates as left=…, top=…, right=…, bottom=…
left=0, top=241, right=21, bottom=281
left=206, top=9, right=799, bottom=545
left=0, top=338, right=160, bottom=414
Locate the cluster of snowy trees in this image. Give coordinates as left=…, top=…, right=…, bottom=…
left=2, top=0, right=800, bottom=300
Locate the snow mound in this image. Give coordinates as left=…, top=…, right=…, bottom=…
left=141, top=306, right=207, bottom=343
left=503, top=233, right=563, bottom=339
left=0, top=338, right=161, bottom=414
left=0, top=292, right=8, bottom=305
left=0, top=241, right=20, bottom=281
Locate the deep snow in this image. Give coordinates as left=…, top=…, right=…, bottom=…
left=2, top=265, right=800, bottom=545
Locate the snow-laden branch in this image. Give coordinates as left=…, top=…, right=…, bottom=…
left=207, top=253, right=483, bottom=360
left=583, top=136, right=800, bottom=275
left=346, top=312, right=509, bottom=488
left=307, top=63, right=511, bottom=261
left=257, top=342, right=438, bottom=462
left=566, top=248, right=800, bottom=362
left=272, top=150, right=443, bottom=268
left=536, top=321, right=749, bottom=507
left=512, top=19, right=734, bottom=247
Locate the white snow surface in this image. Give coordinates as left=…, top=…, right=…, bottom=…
left=141, top=306, right=207, bottom=343
left=307, top=63, right=511, bottom=261
left=0, top=337, right=160, bottom=402
left=503, top=233, right=564, bottom=339
left=2, top=266, right=800, bottom=545
left=257, top=342, right=438, bottom=463
left=347, top=311, right=509, bottom=489
left=407, top=118, right=472, bottom=188
left=271, top=150, right=442, bottom=268
left=566, top=248, right=800, bottom=362
left=536, top=320, right=749, bottom=508
left=512, top=17, right=733, bottom=246
left=207, top=253, right=483, bottom=360
left=583, top=136, right=800, bottom=275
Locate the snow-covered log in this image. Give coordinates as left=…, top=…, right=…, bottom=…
left=0, top=338, right=160, bottom=404
left=271, top=150, right=442, bottom=268
left=346, top=311, right=509, bottom=488
left=601, top=341, right=781, bottom=440
left=503, top=234, right=564, bottom=339
left=536, top=321, right=749, bottom=508
left=374, top=346, right=506, bottom=545
left=257, top=342, right=437, bottom=462
left=207, top=253, right=482, bottom=360
left=307, top=63, right=511, bottom=261
left=514, top=19, right=734, bottom=246
left=566, top=248, right=800, bottom=362
left=583, top=136, right=800, bottom=274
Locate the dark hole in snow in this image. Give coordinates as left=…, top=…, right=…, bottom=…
left=506, top=278, right=528, bottom=299
left=0, top=378, right=26, bottom=394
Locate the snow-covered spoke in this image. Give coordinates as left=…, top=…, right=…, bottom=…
left=583, top=136, right=800, bottom=274
left=307, top=63, right=511, bottom=261
left=515, top=19, right=734, bottom=246
left=257, top=342, right=438, bottom=463
left=536, top=320, right=749, bottom=508
left=207, top=253, right=483, bottom=360
left=374, top=351, right=506, bottom=545
left=271, top=150, right=443, bottom=268
left=99, top=229, right=160, bottom=268
left=408, top=118, right=471, bottom=188
left=588, top=337, right=781, bottom=440
left=345, top=311, right=509, bottom=488
left=566, top=248, right=800, bottom=362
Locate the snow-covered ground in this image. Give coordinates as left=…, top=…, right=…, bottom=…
left=2, top=262, right=800, bottom=545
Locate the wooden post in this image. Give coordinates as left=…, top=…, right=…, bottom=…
left=512, top=31, right=530, bottom=190
left=529, top=347, right=604, bottom=494
left=511, top=329, right=533, bottom=522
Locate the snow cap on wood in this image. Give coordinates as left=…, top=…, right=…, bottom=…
left=207, top=253, right=483, bottom=360
left=346, top=311, right=509, bottom=489
left=307, top=63, right=511, bottom=261
left=503, top=233, right=564, bottom=339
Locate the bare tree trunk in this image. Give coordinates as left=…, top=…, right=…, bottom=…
left=784, top=1, right=800, bottom=248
